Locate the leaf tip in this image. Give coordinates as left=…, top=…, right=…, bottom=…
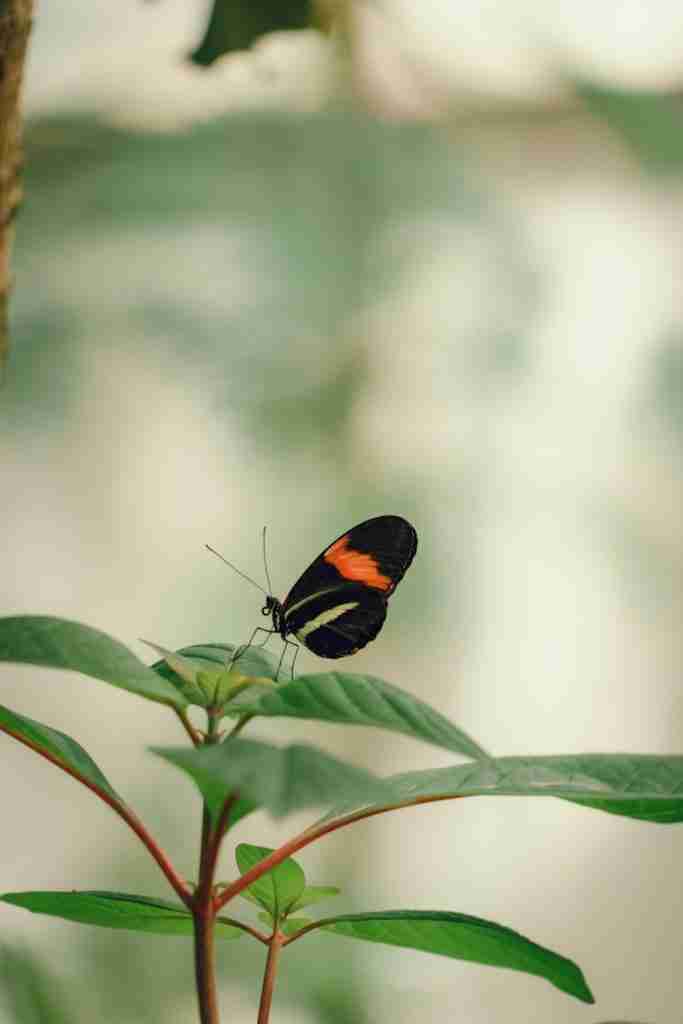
left=562, top=965, right=595, bottom=1004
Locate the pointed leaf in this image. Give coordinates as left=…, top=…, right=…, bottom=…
left=145, top=640, right=275, bottom=710
left=236, top=844, right=306, bottom=916
left=143, top=641, right=211, bottom=706
left=225, top=671, right=488, bottom=759
left=152, top=737, right=385, bottom=821
left=0, top=703, right=120, bottom=802
left=152, top=643, right=281, bottom=703
left=327, top=754, right=683, bottom=824
left=562, top=795, right=683, bottom=823
left=0, top=616, right=185, bottom=708
left=0, top=891, right=244, bottom=939
left=288, top=885, right=341, bottom=913
left=221, top=643, right=282, bottom=683
left=306, top=911, right=593, bottom=1004
left=142, top=642, right=205, bottom=687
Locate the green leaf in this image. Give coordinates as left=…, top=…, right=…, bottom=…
left=200, top=642, right=281, bottom=685
left=563, top=795, right=683, bottom=823
left=192, top=0, right=311, bottom=66
left=288, top=885, right=341, bottom=913
left=0, top=616, right=186, bottom=709
left=226, top=796, right=260, bottom=830
left=326, top=754, right=683, bottom=824
left=225, top=671, right=488, bottom=759
left=0, top=944, right=72, bottom=1024
left=0, top=891, right=243, bottom=939
left=310, top=911, right=593, bottom=1004
left=241, top=889, right=265, bottom=909
left=145, top=640, right=277, bottom=709
left=235, top=844, right=306, bottom=916
left=580, top=81, right=683, bottom=173
left=152, top=644, right=281, bottom=707
left=0, top=703, right=120, bottom=802
left=145, top=643, right=212, bottom=706
left=281, top=916, right=312, bottom=936
left=152, top=737, right=385, bottom=821
left=257, top=909, right=311, bottom=934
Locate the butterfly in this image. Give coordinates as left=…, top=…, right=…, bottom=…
left=210, top=516, right=417, bottom=676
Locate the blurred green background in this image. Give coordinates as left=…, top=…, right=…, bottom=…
left=2, top=1, right=683, bottom=1022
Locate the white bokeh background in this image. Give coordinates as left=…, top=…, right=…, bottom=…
left=2, top=2, right=683, bottom=1022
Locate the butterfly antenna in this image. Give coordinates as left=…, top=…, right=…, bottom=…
left=205, top=545, right=268, bottom=596
left=262, top=525, right=274, bottom=596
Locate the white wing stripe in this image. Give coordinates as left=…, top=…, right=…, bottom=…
left=295, top=602, right=359, bottom=641
left=283, top=587, right=344, bottom=620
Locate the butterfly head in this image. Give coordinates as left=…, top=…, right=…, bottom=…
left=262, top=594, right=283, bottom=631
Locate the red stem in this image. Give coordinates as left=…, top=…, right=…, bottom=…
left=216, top=795, right=461, bottom=912
left=217, top=916, right=268, bottom=945
left=174, top=705, right=202, bottom=746
left=0, top=724, right=192, bottom=907
left=203, top=797, right=236, bottom=908
left=257, top=932, right=284, bottom=1024
left=192, top=709, right=223, bottom=1024
left=193, top=901, right=220, bottom=1024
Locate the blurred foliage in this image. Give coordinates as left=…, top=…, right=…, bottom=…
left=0, top=101, right=527, bottom=1024
left=653, top=334, right=683, bottom=438
left=303, top=981, right=372, bottom=1024
left=580, top=81, right=683, bottom=173
left=0, top=878, right=367, bottom=1022
left=0, top=904, right=369, bottom=1023
left=9, top=112, right=476, bottom=459
left=192, top=0, right=311, bottom=65
left=0, top=945, right=72, bottom=1024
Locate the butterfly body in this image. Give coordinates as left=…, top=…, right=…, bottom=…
left=263, top=515, right=417, bottom=660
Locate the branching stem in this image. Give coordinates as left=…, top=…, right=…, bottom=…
left=174, top=705, right=202, bottom=746
left=216, top=794, right=461, bottom=911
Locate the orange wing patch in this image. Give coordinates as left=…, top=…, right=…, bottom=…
left=324, top=536, right=392, bottom=591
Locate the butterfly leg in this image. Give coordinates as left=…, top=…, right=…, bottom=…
left=245, top=625, right=277, bottom=650
left=289, top=639, right=301, bottom=679
left=232, top=626, right=277, bottom=667
left=276, top=636, right=299, bottom=681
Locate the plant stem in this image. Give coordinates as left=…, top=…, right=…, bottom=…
left=175, top=706, right=202, bottom=746
left=0, top=722, right=192, bottom=905
left=192, top=708, right=223, bottom=1024
left=114, top=803, right=193, bottom=907
left=257, top=933, right=284, bottom=1024
left=203, top=795, right=236, bottom=886
left=226, top=713, right=253, bottom=740
left=216, top=794, right=462, bottom=911
left=193, top=903, right=220, bottom=1024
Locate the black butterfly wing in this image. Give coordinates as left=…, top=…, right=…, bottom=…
left=283, top=582, right=388, bottom=658
left=282, top=515, right=417, bottom=613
